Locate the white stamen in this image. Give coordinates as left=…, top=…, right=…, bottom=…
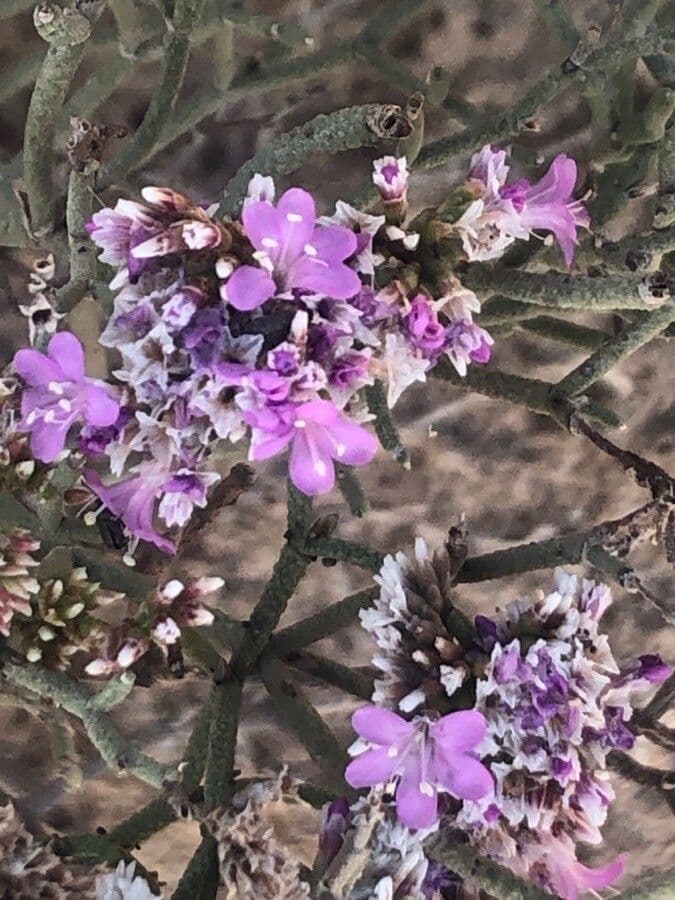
left=262, top=237, right=279, bottom=249
left=286, top=212, right=303, bottom=223
left=303, top=243, right=317, bottom=256
left=335, top=442, right=346, bottom=457
left=419, top=780, right=434, bottom=797
left=294, top=419, right=306, bottom=429
left=44, top=410, right=56, bottom=423
left=58, top=398, right=72, bottom=412
left=48, top=381, right=64, bottom=395
left=25, top=411, right=38, bottom=426
left=314, top=460, right=327, bottom=476
left=387, top=746, right=399, bottom=758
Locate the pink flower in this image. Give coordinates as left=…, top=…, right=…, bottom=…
left=373, top=156, right=409, bottom=203
left=222, top=186, right=361, bottom=311
left=501, top=154, right=590, bottom=266
left=85, top=467, right=175, bottom=554
left=244, top=399, right=378, bottom=496
left=403, top=295, right=446, bottom=357
left=535, top=834, right=626, bottom=900
left=345, top=706, right=493, bottom=829
left=13, top=332, right=120, bottom=463
left=445, top=319, right=494, bottom=376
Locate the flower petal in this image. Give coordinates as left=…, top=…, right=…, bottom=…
left=242, top=200, right=282, bottom=254
left=308, top=224, right=358, bottom=262
left=396, top=760, right=439, bottom=829
left=323, top=415, right=378, bottom=467
left=82, top=385, right=120, bottom=427
left=30, top=420, right=70, bottom=462
left=13, top=349, right=62, bottom=386
left=344, top=748, right=399, bottom=789
left=289, top=428, right=335, bottom=496
left=351, top=706, right=414, bottom=745
left=47, top=332, right=85, bottom=381
left=432, top=710, right=487, bottom=753
left=289, top=257, right=362, bottom=300
left=275, top=187, right=316, bottom=261
left=433, top=754, right=493, bottom=802
left=224, top=266, right=275, bottom=311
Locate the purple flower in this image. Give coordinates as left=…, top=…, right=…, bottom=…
left=86, top=199, right=161, bottom=281
left=222, top=187, right=361, bottom=311
left=329, top=350, right=372, bottom=390
left=345, top=706, right=493, bottom=829
left=318, top=798, right=351, bottom=868
left=14, top=332, right=120, bottom=463
left=373, top=156, right=409, bottom=203
left=158, top=469, right=219, bottom=528
left=445, top=318, right=494, bottom=376
left=244, top=399, right=378, bottom=496
left=85, top=467, right=175, bottom=554
left=500, top=155, right=590, bottom=266
left=404, top=295, right=446, bottom=357
left=536, top=835, right=626, bottom=900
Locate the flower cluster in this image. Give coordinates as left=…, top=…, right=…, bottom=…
left=452, top=145, right=590, bottom=265
left=9, top=150, right=588, bottom=555
left=353, top=540, right=671, bottom=899
left=84, top=575, right=221, bottom=680
left=0, top=528, right=40, bottom=638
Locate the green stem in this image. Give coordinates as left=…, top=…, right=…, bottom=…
left=335, top=464, right=369, bottom=518
left=521, top=316, right=610, bottom=350
left=534, top=0, right=579, bottom=49
left=552, top=304, right=675, bottom=398
left=172, top=835, right=219, bottom=900
left=56, top=160, right=99, bottom=314
left=100, top=0, right=206, bottom=186
left=23, top=4, right=102, bottom=235
left=285, top=650, right=375, bottom=700
left=203, top=677, right=243, bottom=810
left=432, top=359, right=621, bottom=429
left=308, top=537, right=384, bottom=572
left=365, top=380, right=410, bottom=466
left=463, top=266, right=672, bottom=311
left=269, top=587, right=379, bottom=655
left=426, top=834, right=552, bottom=900
left=416, top=31, right=662, bottom=170
left=232, top=483, right=312, bottom=676
left=2, top=662, right=170, bottom=789
left=259, top=655, right=350, bottom=796
left=221, top=104, right=411, bottom=216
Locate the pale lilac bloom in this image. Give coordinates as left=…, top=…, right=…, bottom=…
left=437, top=276, right=482, bottom=322
left=14, top=332, right=119, bottom=463
left=86, top=466, right=176, bottom=554
left=245, top=173, right=275, bottom=205
left=86, top=199, right=161, bottom=282
left=403, top=295, right=446, bottom=358
left=222, top=187, right=361, bottom=311
left=244, top=398, right=377, bottom=495
left=157, top=469, right=220, bottom=528
left=345, top=706, right=492, bottom=829
left=457, top=146, right=589, bottom=265
left=373, top=156, right=409, bottom=203
left=533, top=834, right=626, bottom=900
left=378, top=333, right=430, bottom=408
left=501, top=154, right=590, bottom=266
left=319, top=200, right=385, bottom=276
left=445, top=319, right=494, bottom=377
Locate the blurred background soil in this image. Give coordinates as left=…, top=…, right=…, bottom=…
left=0, top=0, right=674, bottom=894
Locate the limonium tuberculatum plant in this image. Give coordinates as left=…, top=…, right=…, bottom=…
left=1, top=0, right=675, bottom=898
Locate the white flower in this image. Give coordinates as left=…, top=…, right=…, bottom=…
left=379, top=333, right=429, bottom=408
left=319, top=200, right=385, bottom=276
left=95, top=860, right=162, bottom=900
left=245, top=173, right=275, bottom=205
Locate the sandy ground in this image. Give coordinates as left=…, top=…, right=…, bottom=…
left=0, top=0, right=673, bottom=895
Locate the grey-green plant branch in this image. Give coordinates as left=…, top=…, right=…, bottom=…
left=1, top=0, right=674, bottom=897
